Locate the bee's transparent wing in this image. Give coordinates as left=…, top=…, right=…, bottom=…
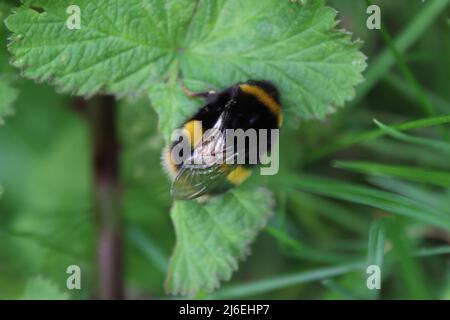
left=171, top=113, right=238, bottom=200
left=171, top=161, right=234, bottom=200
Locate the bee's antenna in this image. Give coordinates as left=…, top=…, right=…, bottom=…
left=182, top=85, right=217, bottom=99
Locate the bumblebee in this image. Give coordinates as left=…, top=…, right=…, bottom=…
left=162, top=80, right=282, bottom=200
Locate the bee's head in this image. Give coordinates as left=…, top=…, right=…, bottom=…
left=246, top=80, right=281, bottom=105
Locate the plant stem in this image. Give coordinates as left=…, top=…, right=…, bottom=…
left=89, top=95, right=123, bottom=299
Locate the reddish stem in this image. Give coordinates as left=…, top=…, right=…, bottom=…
left=89, top=95, right=123, bottom=299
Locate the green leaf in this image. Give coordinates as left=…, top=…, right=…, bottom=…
left=20, top=276, right=69, bottom=300
left=0, top=81, right=92, bottom=299
left=7, top=0, right=366, bottom=123
left=0, top=3, right=18, bottom=125
left=0, top=80, right=18, bottom=124
left=1, top=3, right=19, bottom=124
left=1, top=2, right=14, bottom=75
left=178, top=0, right=366, bottom=121
left=149, top=81, right=199, bottom=140
left=166, top=186, right=273, bottom=296
left=6, top=0, right=178, bottom=96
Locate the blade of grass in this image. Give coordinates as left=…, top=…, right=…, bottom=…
left=288, top=193, right=341, bottom=240
left=374, top=119, right=450, bottom=156
left=366, top=0, right=438, bottom=118
left=289, top=191, right=368, bottom=234
left=384, top=73, right=450, bottom=113
left=209, top=262, right=365, bottom=299
left=365, top=138, right=450, bottom=170
left=335, top=160, right=450, bottom=188
left=387, top=218, right=430, bottom=299
left=322, top=279, right=362, bottom=300
left=307, top=114, right=450, bottom=162
left=354, top=0, right=450, bottom=104
left=366, top=219, right=385, bottom=299
left=369, top=177, right=447, bottom=211
left=328, top=240, right=367, bottom=252
left=126, top=225, right=168, bottom=274
left=270, top=173, right=450, bottom=231
left=209, top=244, right=450, bottom=299
left=273, top=190, right=288, bottom=228
left=415, top=245, right=450, bottom=257
left=367, top=220, right=385, bottom=268
left=267, top=226, right=360, bottom=263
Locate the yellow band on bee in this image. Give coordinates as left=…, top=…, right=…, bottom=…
left=239, top=84, right=282, bottom=126
left=183, top=120, right=203, bottom=147
left=227, top=166, right=252, bottom=186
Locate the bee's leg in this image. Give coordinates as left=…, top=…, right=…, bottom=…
left=182, top=85, right=217, bottom=99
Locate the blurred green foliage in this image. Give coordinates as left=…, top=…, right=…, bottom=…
left=5, top=0, right=367, bottom=294
left=1, top=0, right=450, bottom=299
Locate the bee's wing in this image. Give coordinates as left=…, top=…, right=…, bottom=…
left=171, top=161, right=234, bottom=200
left=171, top=113, right=238, bottom=200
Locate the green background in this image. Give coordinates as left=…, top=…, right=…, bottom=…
left=1, top=0, right=450, bottom=299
